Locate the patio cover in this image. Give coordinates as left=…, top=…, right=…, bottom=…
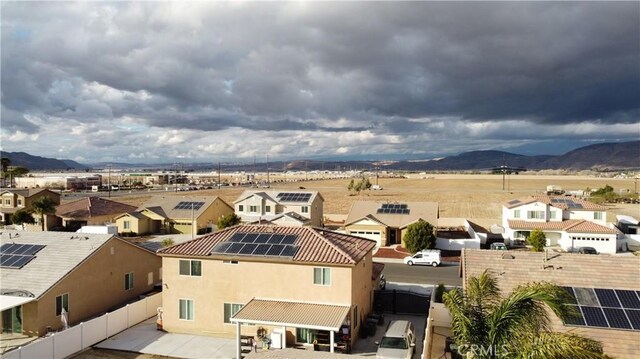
left=0, top=295, right=35, bottom=312
left=231, top=298, right=350, bottom=332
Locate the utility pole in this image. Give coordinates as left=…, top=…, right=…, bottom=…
left=266, top=155, right=270, bottom=187
left=107, top=164, right=112, bottom=198
left=191, top=201, right=195, bottom=241
left=218, top=161, right=221, bottom=189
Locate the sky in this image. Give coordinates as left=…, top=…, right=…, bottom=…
left=1, top=1, right=639, bottom=164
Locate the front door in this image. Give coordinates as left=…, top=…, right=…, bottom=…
left=1, top=306, right=22, bottom=333
left=388, top=229, right=397, bottom=245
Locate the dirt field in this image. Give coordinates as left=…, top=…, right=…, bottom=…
left=102, top=174, right=639, bottom=225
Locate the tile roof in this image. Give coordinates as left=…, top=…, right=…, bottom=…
left=233, top=190, right=323, bottom=205
left=231, top=298, right=351, bottom=331
left=508, top=219, right=620, bottom=234
left=1, top=189, right=58, bottom=198
left=0, top=231, right=115, bottom=298
left=345, top=201, right=439, bottom=228
left=56, top=197, right=136, bottom=219
left=158, top=225, right=376, bottom=265
left=504, top=195, right=607, bottom=211
left=136, top=196, right=229, bottom=220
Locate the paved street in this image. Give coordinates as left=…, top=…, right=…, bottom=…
left=381, top=262, right=462, bottom=286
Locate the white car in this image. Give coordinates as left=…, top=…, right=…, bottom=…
left=403, top=250, right=441, bottom=267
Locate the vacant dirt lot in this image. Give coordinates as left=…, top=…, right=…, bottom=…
left=102, top=174, right=639, bottom=224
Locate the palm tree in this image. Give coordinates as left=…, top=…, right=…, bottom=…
left=30, top=196, right=57, bottom=231
left=443, top=270, right=607, bottom=359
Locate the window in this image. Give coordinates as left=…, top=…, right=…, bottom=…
left=249, top=205, right=258, bottom=213
left=4, top=199, right=10, bottom=206
left=179, top=299, right=194, bottom=320
left=223, top=260, right=239, bottom=265
left=17, top=199, right=23, bottom=206
left=238, top=205, right=244, bottom=212
left=513, top=210, right=520, bottom=218
left=527, top=211, right=545, bottom=219
left=313, top=267, right=331, bottom=286
left=123, top=221, right=130, bottom=230
left=301, top=206, right=309, bottom=214
left=224, top=303, right=244, bottom=323
left=56, top=293, right=69, bottom=316
left=594, top=212, right=603, bottom=220
left=265, top=205, right=271, bottom=213
left=549, top=211, right=556, bottom=219
left=296, top=328, right=315, bottom=344
left=179, top=260, right=202, bottom=276
left=125, top=272, right=134, bottom=290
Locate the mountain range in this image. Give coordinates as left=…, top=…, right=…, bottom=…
left=1, top=141, right=638, bottom=172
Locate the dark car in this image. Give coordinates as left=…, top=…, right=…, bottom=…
left=578, top=247, right=598, bottom=255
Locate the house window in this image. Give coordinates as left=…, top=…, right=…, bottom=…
left=296, top=328, right=315, bottom=344
left=179, top=299, right=194, bottom=320
left=56, top=293, right=69, bottom=316
left=549, top=211, right=556, bottom=220
left=249, top=205, right=258, bottom=213
left=125, top=272, right=134, bottom=291
left=265, top=205, right=271, bottom=213
left=4, top=199, right=10, bottom=206
left=223, top=260, right=239, bottom=265
left=301, top=206, right=309, bottom=214
left=513, top=210, right=520, bottom=218
left=527, top=211, right=545, bottom=219
left=179, top=260, right=202, bottom=276
left=224, top=303, right=244, bottom=323
left=313, top=267, right=331, bottom=286
left=594, top=212, right=603, bottom=220
left=238, top=205, right=244, bottom=212
left=17, top=199, right=23, bottom=206
left=123, top=221, right=131, bottom=230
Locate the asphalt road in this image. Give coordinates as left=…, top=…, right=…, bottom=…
left=381, top=262, right=463, bottom=286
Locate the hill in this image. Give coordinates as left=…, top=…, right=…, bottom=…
left=0, top=151, right=89, bottom=170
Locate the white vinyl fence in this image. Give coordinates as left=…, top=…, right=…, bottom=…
left=2, top=293, right=161, bottom=359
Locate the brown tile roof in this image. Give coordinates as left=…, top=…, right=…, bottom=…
left=345, top=201, right=439, bottom=228
left=508, top=219, right=619, bottom=234
left=56, top=197, right=136, bottom=219
left=158, top=225, right=376, bottom=265
left=504, top=195, right=608, bottom=211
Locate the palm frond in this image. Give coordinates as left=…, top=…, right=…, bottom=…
left=511, top=331, right=607, bottom=359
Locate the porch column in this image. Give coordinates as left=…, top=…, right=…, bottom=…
left=330, top=329, right=334, bottom=353
left=282, top=326, right=286, bottom=348
left=236, top=322, right=242, bottom=359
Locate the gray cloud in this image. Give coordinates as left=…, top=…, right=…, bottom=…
left=1, top=1, right=638, bottom=163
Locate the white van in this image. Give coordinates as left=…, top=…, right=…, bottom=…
left=375, top=320, right=416, bottom=359
left=403, top=249, right=441, bottom=267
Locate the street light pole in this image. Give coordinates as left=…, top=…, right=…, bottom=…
left=191, top=201, right=195, bottom=241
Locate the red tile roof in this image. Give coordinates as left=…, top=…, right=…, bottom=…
left=508, top=219, right=619, bottom=234
left=159, top=225, right=376, bottom=265
left=56, top=197, right=136, bottom=219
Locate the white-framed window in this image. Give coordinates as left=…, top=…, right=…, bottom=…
left=125, top=272, right=134, bottom=290
left=594, top=212, right=603, bottom=220
left=4, top=199, right=10, bottom=206
left=527, top=211, right=545, bottom=219
left=238, top=205, right=244, bottom=212
left=301, top=206, right=309, bottom=214
left=513, top=210, right=520, bottom=218
left=223, top=260, right=239, bottom=265
left=549, top=211, right=556, bottom=220
left=313, top=267, right=331, bottom=286
left=17, top=199, right=23, bottom=206
left=265, top=205, right=271, bottom=213
left=224, top=303, right=244, bottom=324
left=249, top=205, right=258, bottom=212
left=123, top=220, right=131, bottom=230
left=179, top=260, right=202, bottom=276
left=179, top=299, right=194, bottom=320
left=56, top=293, right=69, bottom=316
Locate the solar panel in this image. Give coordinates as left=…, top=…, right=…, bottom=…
left=561, top=287, right=578, bottom=305
left=508, top=200, right=521, bottom=205
left=603, top=308, right=632, bottom=329
left=211, top=242, right=233, bottom=254
left=239, top=243, right=258, bottom=255
left=241, top=234, right=259, bottom=243
left=564, top=305, right=585, bottom=326
left=625, top=309, right=640, bottom=330
left=226, top=243, right=245, bottom=254
left=581, top=306, right=609, bottom=328
left=276, top=193, right=311, bottom=202
left=0, top=254, right=36, bottom=269
left=280, top=245, right=298, bottom=257
left=574, top=288, right=599, bottom=306
left=228, top=233, right=245, bottom=242
left=254, top=234, right=271, bottom=244
left=595, top=289, right=621, bottom=308
left=616, top=290, right=640, bottom=309
left=266, top=244, right=285, bottom=256
left=1, top=243, right=46, bottom=255
left=281, top=235, right=297, bottom=245
left=252, top=244, right=270, bottom=255
left=267, top=234, right=285, bottom=244
left=173, top=201, right=205, bottom=210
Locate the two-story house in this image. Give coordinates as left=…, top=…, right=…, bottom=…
left=0, top=189, right=61, bottom=230
left=502, top=195, right=622, bottom=253
left=233, top=190, right=324, bottom=227
left=158, top=224, right=379, bottom=356
left=56, top=197, right=136, bottom=231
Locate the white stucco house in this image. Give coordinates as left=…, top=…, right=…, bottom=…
left=502, top=195, right=623, bottom=254
left=233, top=190, right=324, bottom=227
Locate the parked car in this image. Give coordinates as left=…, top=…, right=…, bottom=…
left=403, top=250, right=441, bottom=267
left=490, top=242, right=507, bottom=250
left=578, top=247, right=598, bottom=255
left=375, top=320, right=416, bottom=359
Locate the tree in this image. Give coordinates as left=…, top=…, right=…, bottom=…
left=1, top=157, right=11, bottom=177
left=11, top=210, right=35, bottom=226
left=30, top=196, right=57, bottom=231
left=7, top=166, right=29, bottom=177
left=443, top=270, right=606, bottom=359
left=217, top=213, right=241, bottom=229
left=349, top=177, right=372, bottom=194
left=347, top=179, right=355, bottom=192
left=527, top=229, right=546, bottom=252
left=403, top=219, right=436, bottom=253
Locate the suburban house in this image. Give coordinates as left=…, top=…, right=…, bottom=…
left=0, top=189, right=61, bottom=230
left=344, top=201, right=439, bottom=248
left=55, top=197, right=136, bottom=232
left=502, top=195, right=623, bottom=254
left=114, top=196, right=233, bottom=236
left=461, top=249, right=640, bottom=358
left=157, top=224, right=379, bottom=356
left=0, top=231, right=161, bottom=336
left=233, top=190, right=324, bottom=227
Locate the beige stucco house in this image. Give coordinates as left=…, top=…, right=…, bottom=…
left=114, top=196, right=233, bottom=236
left=55, top=197, right=136, bottom=231
left=158, top=224, right=380, bottom=356
left=0, top=231, right=161, bottom=336
left=345, top=201, right=439, bottom=248
left=234, top=190, right=324, bottom=227
left=0, top=189, right=61, bottom=230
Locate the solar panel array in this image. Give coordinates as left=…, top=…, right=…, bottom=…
left=563, top=287, right=640, bottom=331
left=173, top=201, right=205, bottom=210
left=276, top=193, right=311, bottom=202
left=507, top=200, right=521, bottom=205
left=377, top=203, right=410, bottom=215
left=551, top=198, right=584, bottom=209
left=211, top=233, right=299, bottom=258
left=0, top=243, right=46, bottom=269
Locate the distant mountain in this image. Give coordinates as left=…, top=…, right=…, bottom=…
left=539, top=141, right=640, bottom=170
left=0, top=151, right=89, bottom=170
